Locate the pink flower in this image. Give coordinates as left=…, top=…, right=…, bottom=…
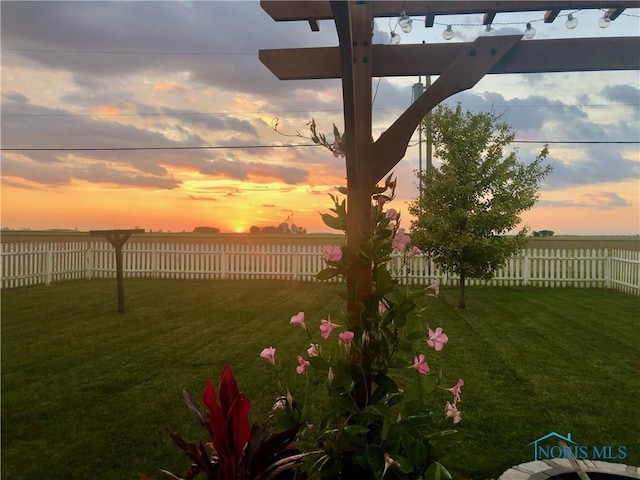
left=339, top=331, right=354, bottom=350
left=448, top=378, right=464, bottom=403
left=412, top=354, right=429, bottom=375
left=384, top=453, right=400, bottom=467
left=377, top=196, right=387, bottom=210
left=427, top=278, right=439, bottom=297
left=259, top=347, right=276, bottom=366
left=383, top=452, right=400, bottom=476
left=323, top=245, right=342, bottom=262
left=392, top=228, right=411, bottom=252
left=385, top=208, right=398, bottom=221
left=296, top=355, right=310, bottom=375
left=320, top=316, right=339, bottom=339
left=290, top=311, right=306, bottom=330
left=328, top=367, right=334, bottom=383
left=378, top=301, right=388, bottom=315
left=446, top=401, right=462, bottom=424
left=272, top=398, right=286, bottom=410
left=409, top=245, right=422, bottom=257
left=427, top=327, right=449, bottom=351
left=307, top=343, right=320, bottom=357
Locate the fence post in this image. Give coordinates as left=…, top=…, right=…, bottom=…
left=523, top=250, right=530, bottom=287
left=292, top=244, right=299, bottom=281
left=221, top=244, right=228, bottom=280
left=605, top=248, right=611, bottom=289
left=151, top=243, right=158, bottom=279
left=45, top=248, right=53, bottom=286
left=85, top=244, right=93, bottom=279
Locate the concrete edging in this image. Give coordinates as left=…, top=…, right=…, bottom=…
left=498, top=459, right=640, bottom=480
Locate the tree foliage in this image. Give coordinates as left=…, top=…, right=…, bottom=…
left=409, top=103, right=551, bottom=308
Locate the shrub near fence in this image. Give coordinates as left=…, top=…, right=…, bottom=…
left=1, top=242, right=638, bottom=294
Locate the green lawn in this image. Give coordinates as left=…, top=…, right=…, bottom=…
left=1, top=279, right=638, bottom=479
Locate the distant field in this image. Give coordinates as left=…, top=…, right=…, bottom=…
left=0, top=231, right=345, bottom=246
left=2, top=231, right=639, bottom=250
left=527, top=236, right=640, bottom=251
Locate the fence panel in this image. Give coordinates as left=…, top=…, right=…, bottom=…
left=609, top=249, right=640, bottom=294
left=1, top=242, right=638, bottom=294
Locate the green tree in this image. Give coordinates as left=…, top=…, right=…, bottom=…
left=409, top=103, right=551, bottom=308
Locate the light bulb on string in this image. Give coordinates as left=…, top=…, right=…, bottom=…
left=442, top=25, right=454, bottom=40
left=598, top=12, right=611, bottom=28
left=523, top=22, right=536, bottom=39
left=565, top=13, right=578, bottom=29
left=483, top=24, right=496, bottom=36
left=399, top=11, right=413, bottom=33
left=390, top=31, right=401, bottom=44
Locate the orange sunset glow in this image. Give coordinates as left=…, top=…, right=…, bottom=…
left=1, top=3, right=639, bottom=236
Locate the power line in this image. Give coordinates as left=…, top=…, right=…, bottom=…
left=0, top=144, right=319, bottom=152
left=1, top=47, right=254, bottom=56
left=2, top=103, right=637, bottom=118
left=2, top=140, right=637, bottom=152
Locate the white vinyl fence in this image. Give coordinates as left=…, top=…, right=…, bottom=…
left=1, top=242, right=638, bottom=294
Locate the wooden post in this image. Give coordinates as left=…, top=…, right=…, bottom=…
left=90, top=229, right=144, bottom=313
left=331, top=0, right=374, bottom=326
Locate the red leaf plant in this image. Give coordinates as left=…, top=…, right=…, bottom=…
left=147, top=365, right=305, bottom=480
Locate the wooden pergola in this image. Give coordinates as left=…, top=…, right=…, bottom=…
left=260, top=1, right=639, bottom=325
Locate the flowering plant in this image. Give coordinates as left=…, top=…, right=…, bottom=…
left=260, top=170, right=462, bottom=479
left=147, top=365, right=306, bottom=480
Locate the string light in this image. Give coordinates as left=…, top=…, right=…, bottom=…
left=399, top=11, right=413, bottom=33
left=523, top=22, right=537, bottom=39
left=387, top=8, right=631, bottom=44
left=442, top=25, right=455, bottom=40
left=565, top=13, right=579, bottom=29
left=483, top=24, right=496, bottom=36
left=598, top=11, right=611, bottom=28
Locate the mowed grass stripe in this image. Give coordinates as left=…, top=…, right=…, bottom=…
left=420, top=287, right=639, bottom=477
left=2, top=280, right=638, bottom=480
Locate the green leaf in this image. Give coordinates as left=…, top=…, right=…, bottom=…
left=404, top=314, right=423, bottom=340
left=316, top=268, right=342, bottom=281
left=375, top=268, right=394, bottom=295
left=357, top=444, right=384, bottom=472
left=308, top=356, right=329, bottom=369
left=337, top=186, right=348, bottom=195
left=425, top=462, right=453, bottom=480
left=321, top=213, right=345, bottom=231
left=344, top=425, right=370, bottom=436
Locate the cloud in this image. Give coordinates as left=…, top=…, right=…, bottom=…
left=543, top=146, right=639, bottom=189
left=601, top=84, right=640, bottom=104
left=199, top=159, right=308, bottom=184
left=1, top=1, right=341, bottom=101
left=539, top=192, right=632, bottom=209
left=187, top=195, right=219, bottom=201
left=1, top=154, right=179, bottom=189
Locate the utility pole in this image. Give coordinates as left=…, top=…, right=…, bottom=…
left=412, top=73, right=432, bottom=200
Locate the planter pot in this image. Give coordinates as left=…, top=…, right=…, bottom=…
left=498, top=460, right=640, bottom=480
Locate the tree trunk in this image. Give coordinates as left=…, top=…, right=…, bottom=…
left=458, top=272, right=466, bottom=309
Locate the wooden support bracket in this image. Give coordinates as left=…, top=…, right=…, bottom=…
left=371, top=34, right=523, bottom=184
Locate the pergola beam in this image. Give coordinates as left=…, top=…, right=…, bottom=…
left=261, top=0, right=639, bottom=22
left=483, top=11, right=497, bottom=24
left=544, top=9, right=562, bottom=22
left=259, top=36, right=640, bottom=80
left=372, top=34, right=523, bottom=183
left=608, top=7, right=627, bottom=19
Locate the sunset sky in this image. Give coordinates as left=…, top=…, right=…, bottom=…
left=1, top=1, right=639, bottom=235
